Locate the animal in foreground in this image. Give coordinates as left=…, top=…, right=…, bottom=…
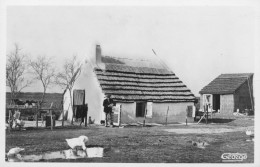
left=246, top=129, right=254, bottom=136
left=246, top=129, right=254, bottom=141
left=14, top=119, right=25, bottom=128
left=191, top=141, right=209, bottom=149
left=66, top=136, right=89, bottom=151
left=5, top=123, right=10, bottom=130
left=7, top=147, right=25, bottom=156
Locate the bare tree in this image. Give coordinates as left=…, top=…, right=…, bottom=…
left=6, top=44, right=32, bottom=104
left=29, top=56, right=56, bottom=108
left=55, top=55, right=81, bottom=123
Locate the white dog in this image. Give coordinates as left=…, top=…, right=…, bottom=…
left=66, top=136, right=89, bottom=151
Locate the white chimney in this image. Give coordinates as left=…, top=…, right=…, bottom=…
left=96, top=45, right=102, bottom=65
left=95, top=44, right=105, bottom=69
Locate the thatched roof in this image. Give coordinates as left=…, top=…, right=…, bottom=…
left=199, top=73, right=254, bottom=94
left=94, top=59, right=195, bottom=102
left=6, top=92, right=63, bottom=109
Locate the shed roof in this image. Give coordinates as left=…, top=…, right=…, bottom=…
left=199, top=73, right=253, bottom=94
left=94, top=57, right=195, bottom=102
left=6, top=92, right=63, bottom=109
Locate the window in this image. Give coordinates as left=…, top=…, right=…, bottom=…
left=136, top=102, right=146, bottom=117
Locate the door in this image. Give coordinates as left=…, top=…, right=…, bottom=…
left=213, top=94, right=220, bottom=111
left=73, top=89, right=85, bottom=120
left=73, top=89, right=85, bottom=106
left=113, top=104, right=121, bottom=126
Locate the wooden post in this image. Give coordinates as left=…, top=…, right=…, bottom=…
left=165, top=106, right=169, bottom=126
left=186, top=107, right=188, bottom=126
left=8, top=110, right=12, bottom=131
left=247, top=77, right=254, bottom=111
left=211, top=109, right=213, bottom=120
left=36, top=109, right=38, bottom=128
left=50, top=109, right=53, bottom=130
left=71, top=106, right=74, bottom=125
left=119, top=105, right=122, bottom=127
left=62, top=110, right=64, bottom=127
left=206, top=105, right=208, bottom=124
left=143, top=108, right=147, bottom=127
left=186, top=111, right=187, bottom=126
left=88, top=116, right=91, bottom=126
left=85, top=104, right=88, bottom=127
left=41, top=115, right=43, bottom=127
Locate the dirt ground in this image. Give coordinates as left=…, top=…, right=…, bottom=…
left=5, top=116, right=254, bottom=163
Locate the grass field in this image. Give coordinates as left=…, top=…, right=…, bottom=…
left=5, top=116, right=254, bottom=163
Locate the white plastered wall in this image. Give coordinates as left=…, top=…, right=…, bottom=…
left=63, top=59, right=106, bottom=123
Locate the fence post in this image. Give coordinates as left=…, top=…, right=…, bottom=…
left=41, top=115, right=43, bottom=127
left=206, top=105, right=208, bottom=124
left=50, top=109, right=53, bottom=131
left=88, top=116, right=91, bottom=126
left=143, top=108, right=147, bottom=127
left=85, top=104, right=88, bottom=127
left=71, top=105, right=74, bottom=125
left=186, top=107, right=188, bottom=126
left=36, top=108, right=38, bottom=129
left=62, top=110, right=64, bottom=127
left=8, top=110, right=12, bottom=132
left=165, top=106, right=169, bottom=125
left=119, top=105, right=122, bottom=127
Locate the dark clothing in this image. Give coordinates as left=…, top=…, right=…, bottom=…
left=73, top=104, right=88, bottom=125
left=105, top=112, right=114, bottom=126
left=103, top=98, right=114, bottom=126
left=103, top=98, right=114, bottom=113
left=74, top=105, right=88, bottom=119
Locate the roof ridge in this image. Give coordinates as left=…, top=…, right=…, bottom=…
left=103, top=55, right=152, bottom=61
left=219, top=73, right=254, bottom=78
left=105, top=62, right=169, bottom=70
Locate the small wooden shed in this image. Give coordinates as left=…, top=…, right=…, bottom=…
left=199, top=73, right=254, bottom=116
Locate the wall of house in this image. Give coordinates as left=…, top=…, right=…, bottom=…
left=219, top=94, right=234, bottom=116
left=117, top=102, right=136, bottom=124
left=62, top=90, right=72, bottom=120
left=151, top=102, right=194, bottom=123
left=234, top=80, right=253, bottom=112
left=119, top=102, right=194, bottom=124
left=200, top=94, right=203, bottom=110
left=64, top=59, right=106, bottom=123
left=77, top=61, right=105, bottom=124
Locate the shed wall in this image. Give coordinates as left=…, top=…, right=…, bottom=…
left=234, top=80, right=253, bottom=112
left=219, top=94, right=234, bottom=115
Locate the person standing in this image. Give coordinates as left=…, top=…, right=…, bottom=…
left=103, top=94, right=114, bottom=127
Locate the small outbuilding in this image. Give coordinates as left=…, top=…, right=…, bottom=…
left=199, top=73, right=254, bottom=116
left=6, top=92, right=63, bottom=109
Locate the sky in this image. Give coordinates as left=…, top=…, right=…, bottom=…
left=6, top=5, right=257, bottom=96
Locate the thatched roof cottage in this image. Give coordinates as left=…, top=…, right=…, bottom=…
left=199, top=73, right=254, bottom=116
left=63, top=45, right=195, bottom=124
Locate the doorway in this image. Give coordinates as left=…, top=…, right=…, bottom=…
left=212, top=94, right=220, bottom=111
left=136, top=102, right=146, bottom=117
